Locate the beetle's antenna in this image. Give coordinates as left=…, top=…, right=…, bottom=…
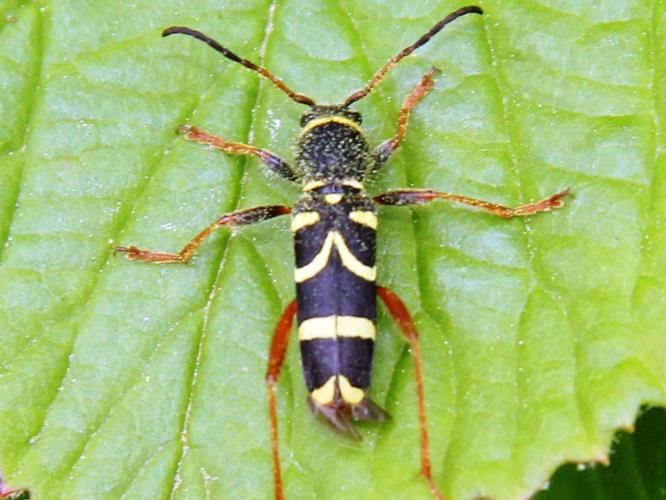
left=342, top=5, right=482, bottom=107
left=163, top=26, right=317, bottom=106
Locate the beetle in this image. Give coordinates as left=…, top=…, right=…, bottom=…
left=116, top=6, right=569, bottom=499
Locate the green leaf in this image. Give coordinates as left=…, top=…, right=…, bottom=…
left=536, top=406, right=666, bottom=500
left=0, top=1, right=664, bottom=499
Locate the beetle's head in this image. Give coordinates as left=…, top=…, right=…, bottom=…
left=300, top=105, right=362, bottom=128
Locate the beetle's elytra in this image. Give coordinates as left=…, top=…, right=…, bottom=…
left=114, top=6, right=569, bottom=499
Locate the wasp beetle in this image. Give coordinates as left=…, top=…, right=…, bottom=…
left=116, top=6, right=569, bottom=499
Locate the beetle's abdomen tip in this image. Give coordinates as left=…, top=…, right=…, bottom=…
left=307, top=394, right=390, bottom=440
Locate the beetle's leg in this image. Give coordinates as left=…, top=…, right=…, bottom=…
left=266, top=299, right=298, bottom=500
left=374, top=188, right=570, bottom=218
left=376, top=286, right=442, bottom=500
left=370, top=68, right=439, bottom=175
left=115, top=205, right=291, bottom=263
left=180, top=125, right=299, bottom=182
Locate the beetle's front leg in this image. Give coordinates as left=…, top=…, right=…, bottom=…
left=115, top=205, right=291, bottom=263
left=374, top=188, right=570, bottom=218
left=369, top=68, right=439, bottom=176
left=180, top=125, right=299, bottom=182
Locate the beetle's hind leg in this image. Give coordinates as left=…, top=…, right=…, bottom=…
left=179, top=125, right=299, bottom=182
left=377, top=286, right=443, bottom=500
left=266, top=300, right=298, bottom=500
left=115, top=205, right=291, bottom=263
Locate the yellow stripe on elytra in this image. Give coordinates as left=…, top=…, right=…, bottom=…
left=300, top=116, right=364, bottom=138
left=303, top=178, right=364, bottom=192
left=349, top=210, right=377, bottom=229
left=294, top=231, right=376, bottom=283
left=291, top=211, right=320, bottom=232
left=298, top=315, right=376, bottom=340
left=303, top=179, right=326, bottom=191
left=309, top=375, right=365, bottom=405
left=299, top=316, right=336, bottom=340
left=310, top=376, right=336, bottom=405
left=338, top=316, right=375, bottom=338
left=338, top=375, right=365, bottom=404
left=310, top=375, right=366, bottom=406
left=341, top=179, right=364, bottom=190
left=294, top=231, right=335, bottom=282
left=325, top=193, right=343, bottom=205
left=334, top=232, right=377, bottom=281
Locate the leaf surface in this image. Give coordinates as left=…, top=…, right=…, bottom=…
left=0, top=1, right=664, bottom=499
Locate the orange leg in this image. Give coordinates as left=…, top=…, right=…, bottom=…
left=180, top=126, right=298, bottom=181
left=115, top=205, right=291, bottom=263
left=374, top=188, right=570, bottom=218
left=377, top=286, right=443, bottom=500
left=265, top=300, right=298, bottom=500
left=372, top=68, right=440, bottom=171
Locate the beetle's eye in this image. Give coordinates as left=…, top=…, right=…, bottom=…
left=300, top=114, right=312, bottom=127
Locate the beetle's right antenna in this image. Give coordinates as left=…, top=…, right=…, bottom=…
left=343, top=5, right=483, bottom=107
left=163, top=27, right=317, bottom=106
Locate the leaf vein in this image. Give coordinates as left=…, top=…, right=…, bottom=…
left=168, top=1, right=282, bottom=496
left=0, top=3, right=45, bottom=262
left=481, top=13, right=593, bottom=489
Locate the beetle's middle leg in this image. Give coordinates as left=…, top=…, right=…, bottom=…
left=115, top=205, right=291, bottom=263
left=374, top=189, right=570, bottom=218
left=180, top=125, right=299, bottom=182
left=370, top=67, right=440, bottom=175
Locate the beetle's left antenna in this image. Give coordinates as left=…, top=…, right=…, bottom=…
left=163, top=27, right=317, bottom=106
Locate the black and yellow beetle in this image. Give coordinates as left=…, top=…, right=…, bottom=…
left=115, top=6, right=569, bottom=499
